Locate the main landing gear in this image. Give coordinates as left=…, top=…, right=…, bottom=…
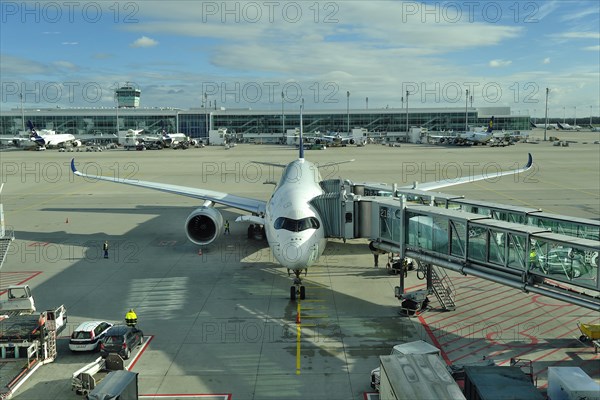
left=288, top=268, right=306, bottom=300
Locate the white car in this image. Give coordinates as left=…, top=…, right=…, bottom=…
left=69, top=321, right=113, bottom=352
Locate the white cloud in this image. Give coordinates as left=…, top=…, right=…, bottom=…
left=560, top=7, right=599, bottom=21
left=52, top=61, right=77, bottom=70
left=61, top=42, right=79, bottom=45
left=536, top=1, right=561, bottom=20
left=489, top=59, right=512, bottom=68
left=552, top=31, right=600, bottom=40
left=543, top=58, right=551, bottom=64
left=582, top=45, right=600, bottom=51
left=130, top=36, right=159, bottom=48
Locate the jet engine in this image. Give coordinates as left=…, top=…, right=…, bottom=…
left=185, top=206, right=224, bottom=245
left=72, top=140, right=82, bottom=147
left=348, top=138, right=356, bottom=145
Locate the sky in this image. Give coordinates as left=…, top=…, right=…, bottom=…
left=1, top=0, right=599, bottom=118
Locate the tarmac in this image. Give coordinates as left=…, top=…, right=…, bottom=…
left=0, top=129, right=599, bottom=399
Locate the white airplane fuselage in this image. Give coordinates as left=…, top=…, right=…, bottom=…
left=264, top=158, right=327, bottom=270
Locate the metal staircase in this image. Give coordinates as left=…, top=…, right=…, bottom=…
left=0, top=183, right=14, bottom=271
left=0, top=231, right=14, bottom=271
left=415, top=260, right=456, bottom=311
left=430, top=265, right=456, bottom=311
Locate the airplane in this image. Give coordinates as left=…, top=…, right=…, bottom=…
left=557, top=122, right=582, bottom=131
left=71, top=107, right=533, bottom=301
left=430, top=117, right=495, bottom=146
left=313, top=131, right=367, bottom=147
left=0, top=121, right=80, bottom=150
left=534, top=123, right=559, bottom=130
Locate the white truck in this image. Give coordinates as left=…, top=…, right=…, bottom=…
left=0, top=285, right=36, bottom=316
left=370, top=340, right=442, bottom=391
left=378, top=352, right=465, bottom=400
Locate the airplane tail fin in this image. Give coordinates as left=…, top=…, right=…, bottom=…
left=26, top=120, right=44, bottom=145
left=299, top=104, right=305, bottom=159
left=26, top=120, right=38, bottom=137
left=486, top=116, right=495, bottom=133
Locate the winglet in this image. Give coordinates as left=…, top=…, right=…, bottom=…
left=70, top=158, right=78, bottom=174
left=525, top=153, right=533, bottom=169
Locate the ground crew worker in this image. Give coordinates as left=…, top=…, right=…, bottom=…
left=224, top=220, right=230, bottom=235
left=529, top=249, right=537, bottom=269
left=125, top=309, right=138, bottom=327
left=103, top=241, right=109, bottom=259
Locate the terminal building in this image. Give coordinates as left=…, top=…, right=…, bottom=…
left=0, top=105, right=531, bottom=142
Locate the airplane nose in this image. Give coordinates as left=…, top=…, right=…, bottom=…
left=274, top=240, right=313, bottom=268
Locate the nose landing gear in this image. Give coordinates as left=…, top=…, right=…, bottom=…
left=288, top=268, right=306, bottom=300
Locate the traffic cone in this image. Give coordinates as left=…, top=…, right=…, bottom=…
left=65, top=217, right=69, bottom=223
left=198, top=248, right=202, bottom=256
left=296, top=312, right=301, bottom=324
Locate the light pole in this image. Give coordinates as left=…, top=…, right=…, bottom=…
left=20, top=92, right=25, bottom=132
left=204, top=93, right=208, bottom=138
left=563, top=106, right=566, bottom=124
left=115, top=88, right=119, bottom=134
left=281, top=91, right=285, bottom=142
left=574, top=106, right=577, bottom=127
left=346, top=91, right=350, bottom=134
left=544, top=88, right=549, bottom=141
left=465, top=89, right=469, bottom=131
left=405, top=90, right=409, bottom=134
left=366, top=96, right=368, bottom=110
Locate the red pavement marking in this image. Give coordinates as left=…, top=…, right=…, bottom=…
left=492, top=309, right=599, bottom=365
left=437, top=294, right=539, bottom=343
left=445, top=308, right=549, bottom=360
left=0, top=271, right=43, bottom=295
left=127, top=335, right=154, bottom=371
left=427, top=286, right=518, bottom=328
left=449, top=316, right=544, bottom=363
left=426, top=286, right=512, bottom=326
left=418, top=314, right=452, bottom=366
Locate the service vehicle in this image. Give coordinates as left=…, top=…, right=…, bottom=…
left=100, top=325, right=144, bottom=360
left=69, top=321, right=114, bottom=352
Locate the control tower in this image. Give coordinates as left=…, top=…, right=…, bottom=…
left=115, top=83, right=141, bottom=108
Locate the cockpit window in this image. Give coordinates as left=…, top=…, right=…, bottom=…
left=274, top=217, right=320, bottom=232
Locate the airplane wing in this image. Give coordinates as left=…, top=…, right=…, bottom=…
left=71, top=159, right=266, bottom=214
left=0, top=136, right=30, bottom=143
left=403, top=153, right=533, bottom=191
left=317, top=159, right=355, bottom=168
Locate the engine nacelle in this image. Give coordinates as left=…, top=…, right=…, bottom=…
left=349, top=138, right=356, bottom=145
left=185, top=206, right=224, bottom=245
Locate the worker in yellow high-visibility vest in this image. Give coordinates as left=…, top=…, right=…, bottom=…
left=125, top=309, right=138, bottom=327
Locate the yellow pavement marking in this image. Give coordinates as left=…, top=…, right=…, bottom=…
left=296, top=299, right=301, bottom=375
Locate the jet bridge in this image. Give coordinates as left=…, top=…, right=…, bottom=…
left=311, top=179, right=600, bottom=312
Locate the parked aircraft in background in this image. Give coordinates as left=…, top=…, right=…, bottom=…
left=534, top=123, right=559, bottom=130
left=71, top=107, right=533, bottom=301
left=557, top=122, right=582, bottom=131
left=429, top=117, right=495, bottom=146
left=0, top=121, right=80, bottom=150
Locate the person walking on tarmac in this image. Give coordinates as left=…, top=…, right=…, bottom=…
left=125, top=309, right=138, bottom=327
left=103, top=241, right=109, bottom=259
left=224, top=220, right=230, bottom=235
